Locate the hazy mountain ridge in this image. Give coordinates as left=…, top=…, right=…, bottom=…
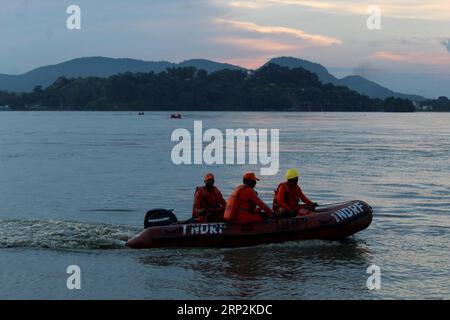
left=0, top=57, right=245, bottom=92
left=339, top=75, right=425, bottom=101
left=266, top=57, right=426, bottom=101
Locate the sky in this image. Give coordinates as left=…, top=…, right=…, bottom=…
left=1, top=0, right=450, bottom=89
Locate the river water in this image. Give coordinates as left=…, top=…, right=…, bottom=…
left=0, top=111, right=449, bottom=299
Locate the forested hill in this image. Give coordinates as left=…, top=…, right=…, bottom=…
left=1, top=64, right=392, bottom=111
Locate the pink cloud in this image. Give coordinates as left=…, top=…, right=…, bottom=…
left=216, top=37, right=299, bottom=52
left=221, top=56, right=271, bottom=69
left=215, top=19, right=342, bottom=47
left=374, top=51, right=450, bottom=65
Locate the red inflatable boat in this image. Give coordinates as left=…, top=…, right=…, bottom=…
left=126, top=200, right=373, bottom=249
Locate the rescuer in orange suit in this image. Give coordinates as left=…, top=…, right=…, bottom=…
left=273, top=168, right=318, bottom=217
left=192, top=173, right=227, bottom=223
left=224, top=172, right=273, bottom=224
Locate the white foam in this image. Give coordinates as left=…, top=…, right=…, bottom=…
left=0, top=219, right=140, bottom=250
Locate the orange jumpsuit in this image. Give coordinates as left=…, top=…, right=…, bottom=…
left=225, top=185, right=273, bottom=224
left=192, top=186, right=226, bottom=222
left=274, top=182, right=314, bottom=216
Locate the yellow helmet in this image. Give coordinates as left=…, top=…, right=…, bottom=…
left=285, top=168, right=300, bottom=180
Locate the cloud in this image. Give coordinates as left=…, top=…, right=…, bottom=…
left=374, top=51, right=410, bottom=62
left=211, top=18, right=343, bottom=68
left=213, top=36, right=298, bottom=68
left=216, top=37, right=299, bottom=52
left=374, top=51, right=450, bottom=65
left=219, top=0, right=450, bottom=21
left=228, top=1, right=267, bottom=9
left=221, top=56, right=272, bottom=69
left=215, top=19, right=342, bottom=46
left=227, top=0, right=339, bottom=10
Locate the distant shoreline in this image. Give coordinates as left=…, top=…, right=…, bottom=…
left=1, top=110, right=446, bottom=113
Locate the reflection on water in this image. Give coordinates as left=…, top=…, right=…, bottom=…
left=138, top=239, right=372, bottom=299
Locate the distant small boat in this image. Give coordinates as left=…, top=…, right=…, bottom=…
left=138, top=112, right=145, bottom=116
left=171, top=113, right=182, bottom=119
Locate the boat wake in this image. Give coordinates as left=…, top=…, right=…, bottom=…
left=0, top=219, right=140, bottom=250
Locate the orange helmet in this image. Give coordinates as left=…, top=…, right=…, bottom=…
left=243, top=172, right=260, bottom=181
left=204, top=173, right=215, bottom=181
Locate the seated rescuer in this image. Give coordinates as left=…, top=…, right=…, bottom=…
left=224, top=172, right=274, bottom=224
left=192, top=173, right=227, bottom=223
left=273, top=168, right=319, bottom=217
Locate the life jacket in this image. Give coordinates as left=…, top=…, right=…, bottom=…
left=192, top=186, right=224, bottom=218
left=224, top=185, right=251, bottom=221
left=194, top=186, right=204, bottom=199
left=193, top=186, right=211, bottom=214
left=272, top=182, right=296, bottom=212
left=192, top=186, right=204, bottom=217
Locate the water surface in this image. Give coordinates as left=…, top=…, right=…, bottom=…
left=0, top=112, right=449, bottom=299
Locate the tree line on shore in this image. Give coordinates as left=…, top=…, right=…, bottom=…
left=0, top=64, right=436, bottom=112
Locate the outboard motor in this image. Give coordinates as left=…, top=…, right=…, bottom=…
left=144, top=209, right=178, bottom=229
